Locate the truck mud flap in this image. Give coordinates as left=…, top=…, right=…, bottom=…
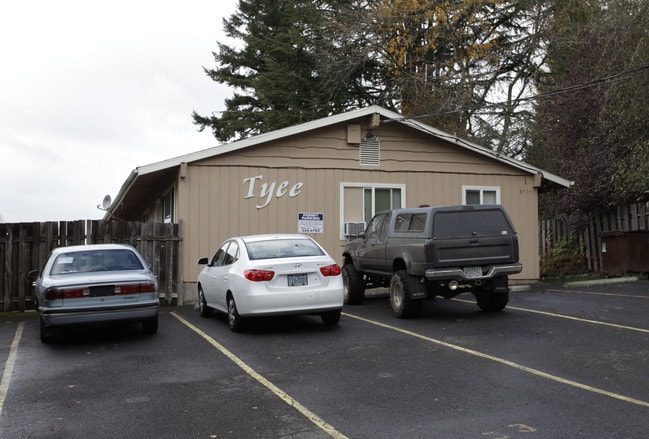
left=408, top=276, right=428, bottom=299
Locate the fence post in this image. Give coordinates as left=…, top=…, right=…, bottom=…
left=1, top=224, right=11, bottom=312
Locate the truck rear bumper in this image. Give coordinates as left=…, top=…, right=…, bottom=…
left=425, top=263, right=522, bottom=281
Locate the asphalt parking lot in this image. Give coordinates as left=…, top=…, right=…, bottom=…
left=1, top=279, right=648, bottom=438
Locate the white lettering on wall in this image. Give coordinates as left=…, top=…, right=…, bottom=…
left=242, top=174, right=303, bottom=209
left=289, top=182, right=303, bottom=196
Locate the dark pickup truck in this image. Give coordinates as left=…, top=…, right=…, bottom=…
left=342, top=204, right=522, bottom=317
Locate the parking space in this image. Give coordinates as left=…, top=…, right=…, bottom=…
left=1, top=280, right=648, bottom=438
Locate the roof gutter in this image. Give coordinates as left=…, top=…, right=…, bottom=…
left=395, top=117, right=573, bottom=189
left=103, top=168, right=139, bottom=221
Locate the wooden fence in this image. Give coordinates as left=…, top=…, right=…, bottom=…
left=3, top=204, right=646, bottom=310
left=0, top=220, right=182, bottom=312
left=539, top=202, right=649, bottom=274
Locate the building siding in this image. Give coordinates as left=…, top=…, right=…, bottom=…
left=131, top=119, right=546, bottom=303
left=107, top=107, right=570, bottom=304
left=179, top=164, right=540, bottom=293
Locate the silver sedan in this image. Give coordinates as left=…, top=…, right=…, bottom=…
left=197, top=234, right=344, bottom=331
left=29, top=243, right=160, bottom=342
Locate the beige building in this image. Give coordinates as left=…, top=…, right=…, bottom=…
left=106, top=106, right=572, bottom=304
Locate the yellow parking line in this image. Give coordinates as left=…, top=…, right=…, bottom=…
left=454, top=298, right=649, bottom=334
left=508, top=305, right=649, bottom=333
left=343, top=312, right=649, bottom=408
left=0, top=322, right=24, bottom=416
left=171, top=312, right=348, bottom=439
left=548, top=288, right=649, bottom=299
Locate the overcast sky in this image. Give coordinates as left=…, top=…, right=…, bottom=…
left=0, top=0, right=238, bottom=222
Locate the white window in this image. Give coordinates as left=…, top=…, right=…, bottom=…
left=161, top=188, right=175, bottom=223
left=363, top=187, right=402, bottom=223
left=462, top=186, right=500, bottom=205
left=340, top=183, right=405, bottom=238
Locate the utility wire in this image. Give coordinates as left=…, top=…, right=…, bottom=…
left=386, top=64, right=649, bottom=122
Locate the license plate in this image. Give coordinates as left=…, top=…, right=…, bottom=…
left=287, top=274, right=308, bottom=287
left=90, top=285, right=114, bottom=297
left=463, top=266, right=482, bottom=278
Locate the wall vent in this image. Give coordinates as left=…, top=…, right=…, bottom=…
left=360, top=137, right=380, bottom=166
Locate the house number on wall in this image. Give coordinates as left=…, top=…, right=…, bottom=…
left=243, top=175, right=304, bottom=209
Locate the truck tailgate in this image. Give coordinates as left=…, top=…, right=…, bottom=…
left=429, top=235, right=518, bottom=266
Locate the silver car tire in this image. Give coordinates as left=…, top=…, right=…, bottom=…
left=40, top=316, right=56, bottom=343
left=142, top=314, right=158, bottom=334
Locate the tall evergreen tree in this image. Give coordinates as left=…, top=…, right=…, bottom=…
left=193, top=0, right=377, bottom=142
left=195, top=0, right=550, bottom=151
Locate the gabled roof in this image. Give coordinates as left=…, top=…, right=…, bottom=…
left=106, top=105, right=572, bottom=219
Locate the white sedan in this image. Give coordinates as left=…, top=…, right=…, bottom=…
left=197, top=234, right=344, bottom=331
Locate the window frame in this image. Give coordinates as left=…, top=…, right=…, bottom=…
left=462, top=186, right=501, bottom=205
left=339, top=182, right=406, bottom=239
left=160, top=186, right=175, bottom=223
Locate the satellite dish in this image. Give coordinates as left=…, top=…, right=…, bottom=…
left=101, top=195, right=112, bottom=210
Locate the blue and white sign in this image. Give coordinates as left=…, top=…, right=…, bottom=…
left=298, top=212, right=324, bottom=234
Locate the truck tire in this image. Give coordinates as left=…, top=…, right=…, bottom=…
left=474, top=276, right=509, bottom=311
left=343, top=264, right=365, bottom=305
left=390, top=270, right=422, bottom=318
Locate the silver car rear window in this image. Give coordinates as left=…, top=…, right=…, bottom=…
left=51, top=249, right=144, bottom=275
left=246, top=239, right=325, bottom=260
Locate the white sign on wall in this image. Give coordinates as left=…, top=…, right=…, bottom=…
left=298, top=212, right=324, bottom=234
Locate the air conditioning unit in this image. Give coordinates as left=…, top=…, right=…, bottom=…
left=344, top=222, right=366, bottom=236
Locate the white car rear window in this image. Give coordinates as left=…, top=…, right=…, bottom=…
left=246, top=239, right=324, bottom=260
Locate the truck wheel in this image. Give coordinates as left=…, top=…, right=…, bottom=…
left=475, top=291, right=509, bottom=311
left=343, top=264, right=365, bottom=305
left=390, top=270, right=422, bottom=318
left=474, top=276, right=509, bottom=311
